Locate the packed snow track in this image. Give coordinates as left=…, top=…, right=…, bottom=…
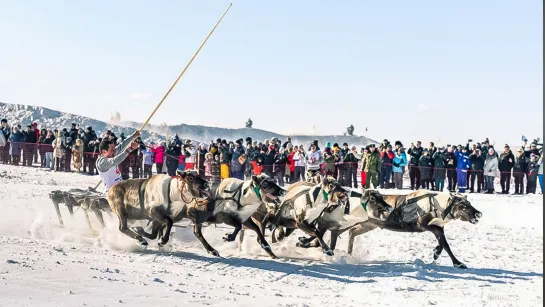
left=0, top=165, right=542, bottom=307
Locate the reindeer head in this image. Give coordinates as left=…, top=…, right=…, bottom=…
left=442, top=193, right=482, bottom=224
left=176, top=169, right=210, bottom=199
left=252, top=174, right=286, bottom=206
left=321, top=176, right=349, bottom=204
left=359, top=188, right=393, bottom=220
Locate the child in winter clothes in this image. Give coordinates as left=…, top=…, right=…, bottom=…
left=526, top=153, right=540, bottom=194
left=151, top=142, right=165, bottom=174
left=72, top=138, right=84, bottom=173
left=391, top=147, right=407, bottom=190
left=142, top=146, right=153, bottom=178
left=52, top=131, right=64, bottom=172
left=204, top=152, right=213, bottom=179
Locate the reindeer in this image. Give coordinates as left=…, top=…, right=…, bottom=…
left=138, top=173, right=286, bottom=259
left=242, top=177, right=362, bottom=256
left=107, top=170, right=212, bottom=251
left=327, top=189, right=483, bottom=268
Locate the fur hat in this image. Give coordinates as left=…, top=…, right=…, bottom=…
left=395, top=141, right=402, bottom=147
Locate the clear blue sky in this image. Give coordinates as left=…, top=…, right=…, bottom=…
left=0, top=0, right=542, bottom=146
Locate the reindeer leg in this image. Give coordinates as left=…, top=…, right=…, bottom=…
left=283, top=227, right=296, bottom=238
left=250, top=216, right=267, bottom=245
left=426, top=225, right=466, bottom=269
left=117, top=212, right=148, bottom=246
left=193, top=224, right=220, bottom=257
left=298, top=236, right=316, bottom=245
left=220, top=215, right=242, bottom=242
left=348, top=221, right=379, bottom=255
left=329, top=229, right=345, bottom=251
left=243, top=218, right=278, bottom=259
left=433, top=245, right=444, bottom=260
left=148, top=206, right=173, bottom=246
left=297, top=222, right=333, bottom=256
left=133, top=220, right=164, bottom=240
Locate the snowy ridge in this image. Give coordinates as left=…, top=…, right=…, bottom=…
left=0, top=164, right=542, bottom=307
left=0, top=101, right=378, bottom=146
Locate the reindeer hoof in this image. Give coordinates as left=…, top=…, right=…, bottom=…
left=323, top=249, right=334, bottom=256
left=158, top=237, right=169, bottom=247
left=433, top=247, right=442, bottom=260
left=297, top=236, right=307, bottom=244
left=209, top=250, right=220, bottom=257
left=223, top=233, right=236, bottom=242
left=454, top=263, right=468, bottom=269
left=296, top=242, right=310, bottom=248
left=138, top=239, right=148, bottom=246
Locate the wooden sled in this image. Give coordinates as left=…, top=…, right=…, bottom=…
left=48, top=188, right=111, bottom=231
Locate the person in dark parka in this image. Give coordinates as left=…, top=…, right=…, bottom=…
left=498, top=145, right=515, bottom=194
left=469, top=148, right=485, bottom=193
left=433, top=148, right=447, bottom=191
left=512, top=148, right=528, bottom=194
left=419, top=149, right=433, bottom=190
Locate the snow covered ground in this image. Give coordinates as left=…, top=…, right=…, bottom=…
left=0, top=164, right=542, bottom=307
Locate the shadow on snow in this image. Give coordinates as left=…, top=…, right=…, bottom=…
left=137, top=249, right=543, bottom=285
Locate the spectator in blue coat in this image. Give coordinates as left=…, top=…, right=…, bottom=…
left=392, top=143, right=407, bottom=190
left=455, top=146, right=471, bottom=193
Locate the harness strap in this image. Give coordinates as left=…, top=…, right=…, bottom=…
left=138, top=179, right=149, bottom=212
left=311, top=186, right=322, bottom=203
left=271, top=188, right=313, bottom=228
left=215, top=182, right=245, bottom=210
left=165, top=176, right=172, bottom=212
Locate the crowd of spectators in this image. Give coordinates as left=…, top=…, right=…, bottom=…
left=1, top=119, right=543, bottom=195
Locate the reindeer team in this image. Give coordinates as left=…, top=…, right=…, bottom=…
left=104, top=169, right=482, bottom=269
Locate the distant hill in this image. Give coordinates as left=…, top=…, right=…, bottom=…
left=0, top=102, right=378, bottom=147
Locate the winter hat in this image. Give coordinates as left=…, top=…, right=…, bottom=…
left=342, top=142, right=348, bottom=147
left=326, top=142, right=331, bottom=148
left=395, top=141, right=402, bottom=147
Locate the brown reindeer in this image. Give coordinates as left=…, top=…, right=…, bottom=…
left=137, top=174, right=287, bottom=258
left=107, top=170, right=213, bottom=251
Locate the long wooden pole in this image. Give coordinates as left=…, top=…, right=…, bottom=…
left=92, top=3, right=232, bottom=191
left=138, top=2, right=232, bottom=132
